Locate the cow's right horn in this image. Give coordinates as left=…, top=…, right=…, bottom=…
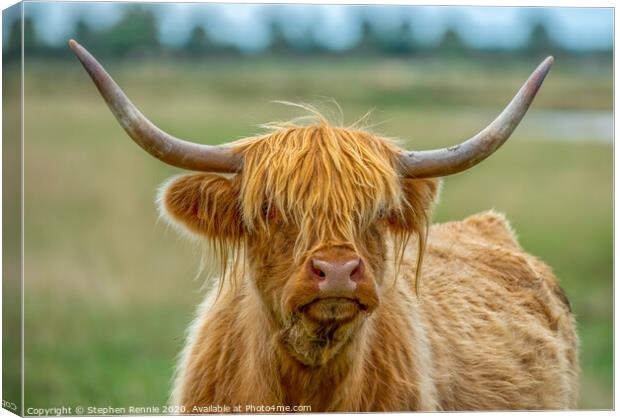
left=69, top=39, right=241, bottom=173
left=398, top=56, right=553, bottom=178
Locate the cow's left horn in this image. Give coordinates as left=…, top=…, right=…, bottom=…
left=69, top=39, right=241, bottom=173
left=399, top=56, right=553, bottom=178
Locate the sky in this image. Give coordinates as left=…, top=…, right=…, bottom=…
left=4, top=3, right=614, bottom=53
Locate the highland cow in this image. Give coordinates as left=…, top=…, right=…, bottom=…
left=70, top=39, right=579, bottom=412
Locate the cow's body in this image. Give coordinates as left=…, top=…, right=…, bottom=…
left=171, top=211, right=578, bottom=412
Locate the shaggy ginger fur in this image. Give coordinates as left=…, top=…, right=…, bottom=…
left=160, top=117, right=578, bottom=412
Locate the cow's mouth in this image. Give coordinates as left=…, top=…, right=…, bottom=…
left=300, top=297, right=368, bottom=324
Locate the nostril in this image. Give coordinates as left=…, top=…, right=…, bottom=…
left=309, top=259, right=327, bottom=280
left=349, top=259, right=364, bottom=281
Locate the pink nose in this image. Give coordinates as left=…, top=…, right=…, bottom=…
left=308, top=256, right=364, bottom=294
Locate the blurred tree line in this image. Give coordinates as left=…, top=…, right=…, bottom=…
left=4, top=5, right=612, bottom=61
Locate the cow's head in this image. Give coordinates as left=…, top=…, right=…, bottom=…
left=69, top=40, right=552, bottom=366
left=158, top=123, right=440, bottom=365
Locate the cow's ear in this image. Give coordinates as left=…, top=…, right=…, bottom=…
left=158, top=174, right=243, bottom=241
left=389, top=178, right=441, bottom=233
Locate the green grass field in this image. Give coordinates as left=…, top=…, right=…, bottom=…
left=8, top=55, right=612, bottom=411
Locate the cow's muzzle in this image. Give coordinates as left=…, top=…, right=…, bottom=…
left=297, top=247, right=378, bottom=323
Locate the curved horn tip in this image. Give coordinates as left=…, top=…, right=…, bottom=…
left=539, top=56, right=554, bottom=72
left=530, top=56, right=554, bottom=86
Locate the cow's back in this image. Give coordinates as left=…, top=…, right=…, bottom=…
left=417, top=211, right=579, bottom=410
